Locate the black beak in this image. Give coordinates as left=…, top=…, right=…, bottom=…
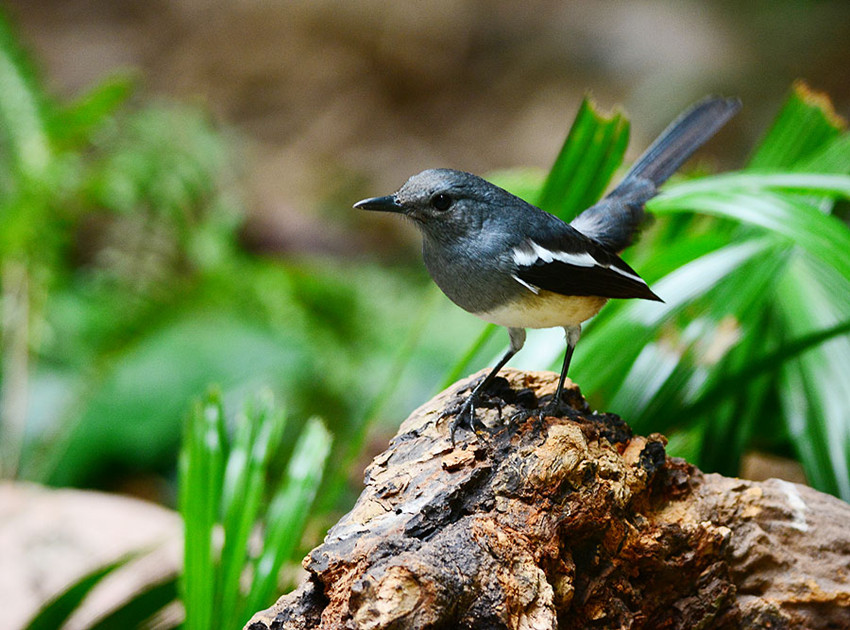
left=353, top=195, right=404, bottom=213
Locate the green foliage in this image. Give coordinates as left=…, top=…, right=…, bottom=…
left=0, top=11, right=402, bottom=488
left=24, top=391, right=328, bottom=630
left=180, top=390, right=331, bottom=630
left=446, top=84, right=850, bottom=500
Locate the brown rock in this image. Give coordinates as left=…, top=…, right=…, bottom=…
left=246, top=369, right=850, bottom=629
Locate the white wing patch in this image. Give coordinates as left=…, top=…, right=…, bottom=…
left=511, top=273, right=540, bottom=294
left=511, top=239, right=647, bottom=285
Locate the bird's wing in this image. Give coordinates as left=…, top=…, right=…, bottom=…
left=511, top=228, right=662, bottom=301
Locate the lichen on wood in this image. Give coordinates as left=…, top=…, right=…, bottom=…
left=246, top=369, right=850, bottom=629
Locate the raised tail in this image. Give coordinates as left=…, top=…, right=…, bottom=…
left=570, top=96, right=741, bottom=252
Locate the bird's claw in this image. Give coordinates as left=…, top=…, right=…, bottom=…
left=441, top=392, right=496, bottom=445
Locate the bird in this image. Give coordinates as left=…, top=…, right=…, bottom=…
left=355, top=97, right=740, bottom=440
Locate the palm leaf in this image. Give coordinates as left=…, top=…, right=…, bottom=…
left=536, top=95, right=630, bottom=219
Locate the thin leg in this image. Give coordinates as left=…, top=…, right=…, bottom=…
left=449, top=327, right=526, bottom=441
left=553, top=325, right=581, bottom=406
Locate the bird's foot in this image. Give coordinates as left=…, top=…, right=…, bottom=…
left=538, top=394, right=575, bottom=419
left=439, top=395, right=489, bottom=445
left=508, top=391, right=575, bottom=428
left=441, top=378, right=508, bottom=445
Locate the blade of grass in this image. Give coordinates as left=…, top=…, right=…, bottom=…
left=440, top=323, right=497, bottom=389
left=681, top=318, right=850, bottom=420
left=218, top=391, right=287, bottom=629
left=0, top=12, right=50, bottom=178
left=179, top=393, right=226, bottom=630
left=695, top=311, right=775, bottom=475
left=247, top=416, right=332, bottom=615
left=318, top=285, right=441, bottom=515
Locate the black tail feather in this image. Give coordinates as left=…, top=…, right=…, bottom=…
left=570, top=96, right=740, bottom=252
left=616, top=96, right=741, bottom=190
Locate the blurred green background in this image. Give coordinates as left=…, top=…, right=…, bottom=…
left=2, top=0, right=850, bottom=516
left=4, top=1, right=850, bottom=627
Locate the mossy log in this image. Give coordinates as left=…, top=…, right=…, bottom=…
left=246, top=369, right=850, bottom=629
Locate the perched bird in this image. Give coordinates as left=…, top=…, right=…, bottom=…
left=356, top=97, right=740, bottom=439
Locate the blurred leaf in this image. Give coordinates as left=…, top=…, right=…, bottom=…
left=536, top=95, right=630, bottom=220
left=0, top=11, right=50, bottom=179
left=87, top=104, right=234, bottom=220
left=88, top=576, right=179, bottom=630
left=441, top=323, right=498, bottom=389
left=41, top=312, right=312, bottom=487
left=50, top=75, right=136, bottom=148
left=748, top=81, right=845, bottom=170
left=22, top=554, right=133, bottom=630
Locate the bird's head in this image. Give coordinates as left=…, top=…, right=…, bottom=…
left=354, top=169, right=509, bottom=244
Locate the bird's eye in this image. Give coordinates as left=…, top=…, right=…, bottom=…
left=431, top=193, right=453, bottom=211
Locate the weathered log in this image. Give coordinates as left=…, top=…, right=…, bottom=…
left=246, top=369, right=850, bottom=629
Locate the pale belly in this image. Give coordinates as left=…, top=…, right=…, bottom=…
left=473, top=291, right=608, bottom=329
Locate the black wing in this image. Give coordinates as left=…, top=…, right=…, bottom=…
left=511, top=228, right=662, bottom=302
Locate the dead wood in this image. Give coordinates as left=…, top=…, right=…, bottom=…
left=245, top=369, right=850, bottom=629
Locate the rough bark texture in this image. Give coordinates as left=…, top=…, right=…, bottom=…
left=246, top=369, right=850, bottom=630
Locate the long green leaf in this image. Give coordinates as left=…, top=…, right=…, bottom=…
left=659, top=172, right=850, bottom=198
left=23, top=555, right=133, bottom=630
left=776, top=254, right=850, bottom=499
left=573, top=239, right=773, bottom=394
left=649, top=190, right=850, bottom=281
left=609, top=239, right=789, bottom=429
left=536, top=96, right=629, bottom=220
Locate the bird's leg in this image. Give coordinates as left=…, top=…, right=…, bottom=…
left=553, top=325, right=581, bottom=408
left=527, top=325, right=581, bottom=423
left=446, top=328, right=526, bottom=443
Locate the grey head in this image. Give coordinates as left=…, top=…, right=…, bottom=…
left=354, top=169, right=529, bottom=246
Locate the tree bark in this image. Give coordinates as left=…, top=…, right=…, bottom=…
left=245, top=369, right=850, bottom=629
